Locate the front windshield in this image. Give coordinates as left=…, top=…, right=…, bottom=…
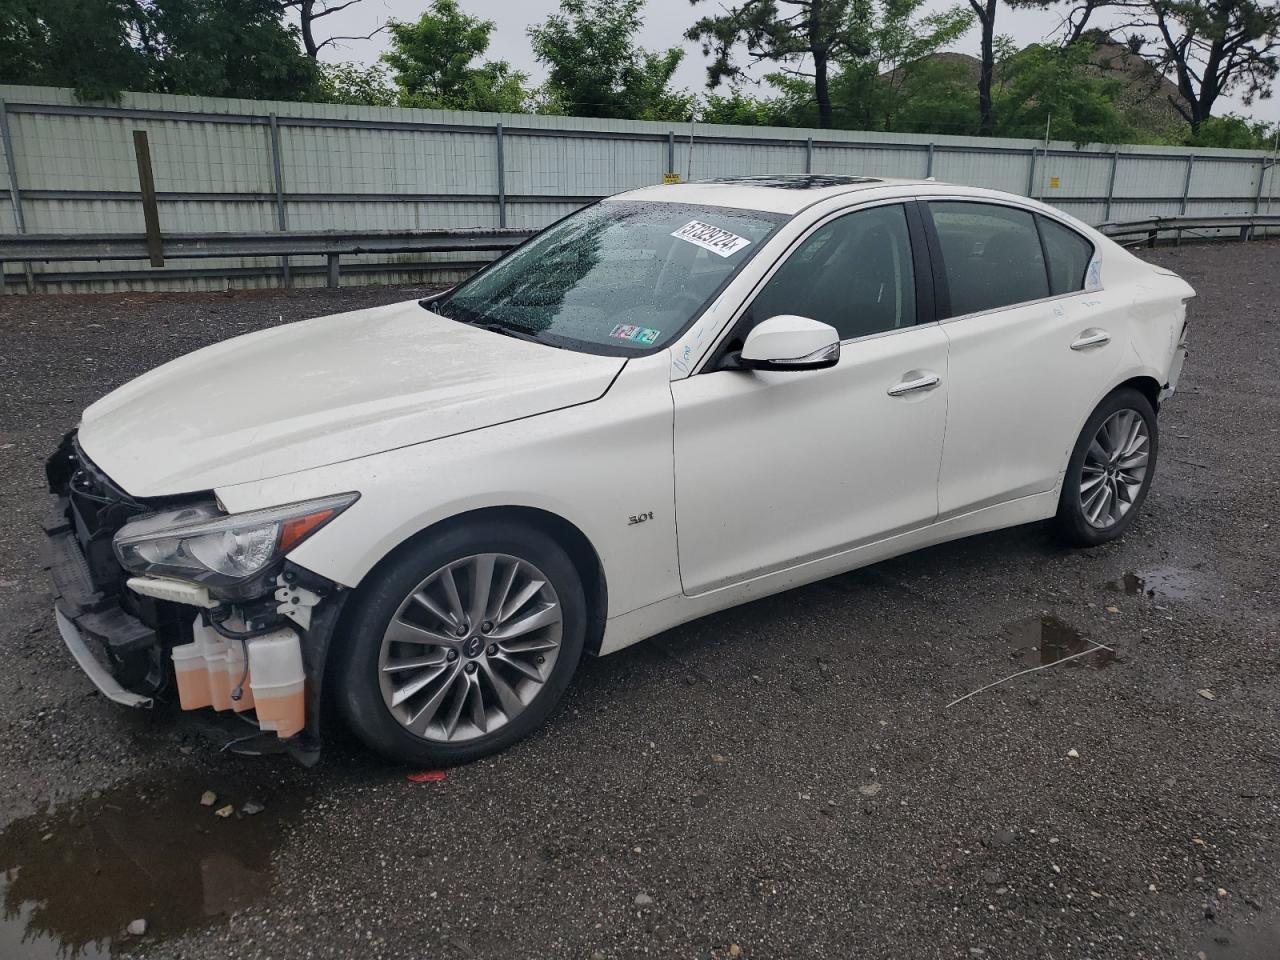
left=434, top=201, right=785, bottom=355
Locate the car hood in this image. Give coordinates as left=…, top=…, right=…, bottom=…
left=77, top=300, right=625, bottom=497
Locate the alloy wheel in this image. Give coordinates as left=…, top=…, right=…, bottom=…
left=1079, top=408, right=1150, bottom=529
left=377, top=553, right=562, bottom=742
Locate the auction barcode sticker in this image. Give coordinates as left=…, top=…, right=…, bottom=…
left=671, top=220, right=752, bottom=258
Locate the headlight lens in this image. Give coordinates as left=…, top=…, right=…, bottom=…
left=114, top=493, right=358, bottom=589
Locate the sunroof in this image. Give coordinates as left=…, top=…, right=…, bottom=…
left=696, top=175, right=881, bottom=190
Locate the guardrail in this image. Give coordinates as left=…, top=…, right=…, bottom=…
left=0, top=227, right=535, bottom=293
left=1100, top=213, right=1280, bottom=247
left=5, top=214, right=1275, bottom=293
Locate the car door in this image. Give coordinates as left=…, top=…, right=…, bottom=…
left=671, top=201, right=950, bottom=596
left=925, top=200, right=1125, bottom=518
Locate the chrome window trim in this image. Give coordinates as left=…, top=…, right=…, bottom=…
left=936, top=288, right=1096, bottom=325
left=921, top=192, right=1098, bottom=255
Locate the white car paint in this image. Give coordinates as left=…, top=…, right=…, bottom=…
left=78, top=303, right=624, bottom=497
left=673, top=321, right=950, bottom=595
left=81, top=177, right=1193, bottom=661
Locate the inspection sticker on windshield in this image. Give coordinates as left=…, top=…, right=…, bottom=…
left=671, top=220, right=752, bottom=258
left=610, top=324, right=661, bottom=345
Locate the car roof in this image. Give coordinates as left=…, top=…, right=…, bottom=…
left=614, top=174, right=937, bottom=214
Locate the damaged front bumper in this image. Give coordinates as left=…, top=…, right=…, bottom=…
left=43, top=434, right=346, bottom=764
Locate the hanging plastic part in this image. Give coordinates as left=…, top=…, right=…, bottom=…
left=275, top=574, right=322, bottom=630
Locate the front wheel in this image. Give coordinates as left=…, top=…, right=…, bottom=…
left=1052, top=387, right=1159, bottom=547
left=335, top=521, right=586, bottom=766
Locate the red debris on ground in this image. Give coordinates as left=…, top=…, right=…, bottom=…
left=406, top=770, right=448, bottom=783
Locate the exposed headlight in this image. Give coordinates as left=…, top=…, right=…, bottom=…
left=114, top=493, right=358, bottom=592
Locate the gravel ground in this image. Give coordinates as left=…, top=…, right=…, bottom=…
left=0, top=245, right=1277, bottom=960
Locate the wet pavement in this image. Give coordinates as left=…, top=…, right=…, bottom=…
left=1107, top=564, right=1208, bottom=602
left=0, top=774, right=294, bottom=958
left=0, top=242, right=1278, bottom=959
left=1004, top=614, right=1118, bottom=669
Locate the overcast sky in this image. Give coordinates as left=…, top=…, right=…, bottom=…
left=298, top=0, right=1280, bottom=127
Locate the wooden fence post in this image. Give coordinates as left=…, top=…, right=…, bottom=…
left=132, top=130, right=164, bottom=267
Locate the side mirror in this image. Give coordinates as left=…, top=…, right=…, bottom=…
left=738, top=315, right=840, bottom=372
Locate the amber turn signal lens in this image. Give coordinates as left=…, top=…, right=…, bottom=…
left=279, top=509, right=335, bottom=552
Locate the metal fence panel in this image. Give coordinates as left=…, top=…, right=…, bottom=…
left=506, top=132, right=661, bottom=194
left=1113, top=156, right=1192, bottom=199
left=933, top=149, right=1031, bottom=194
left=1189, top=157, right=1257, bottom=198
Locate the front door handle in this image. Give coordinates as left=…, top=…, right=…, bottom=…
left=1070, top=329, right=1111, bottom=351
left=887, top=373, right=941, bottom=397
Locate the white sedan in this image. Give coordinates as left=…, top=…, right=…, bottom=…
left=45, top=175, right=1192, bottom=765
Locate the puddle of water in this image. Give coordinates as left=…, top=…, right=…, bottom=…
left=1199, top=920, right=1280, bottom=959
left=1006, top=615, right=1116, bottom=668
left=0, top=774, right=295, bottom=958
left=1108, top=565, right=1201, bottom=601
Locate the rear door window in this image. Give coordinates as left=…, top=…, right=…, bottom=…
left=1038, top=216, right=1095, bottom=295
left=928, top=202, right=1049, bottom=317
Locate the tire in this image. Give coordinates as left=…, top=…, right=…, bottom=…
left=334, top=520, right=586, bottom=766
left=1052, top=387, right=1159, bottom=548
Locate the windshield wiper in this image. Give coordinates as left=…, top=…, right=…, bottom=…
left=469, top=321, right=546, bottom=344
left=425, top=300, right=554, bottom=347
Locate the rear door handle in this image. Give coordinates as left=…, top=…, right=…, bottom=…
left=1070, top=329, right=1111, bottom=351
left=887, top=373, right=941, bottom=397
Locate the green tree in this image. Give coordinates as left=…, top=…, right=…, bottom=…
left=1011, top=0, right=1280, bottom=134
left=697, top=74, right=831, bottom=126
left=1, top=0, right=53, bottom=85
left=1135, top=0, right=1280, bottom=132
left=315, top=61, right=399, bottom=106
left=0, top=0, right=153, bottom=100
left=692, top=0, right=973, bottom=134
left=529, top=0, right=693, bottom=120
left=382, top=0, right=529, bottom=112
left=878, top=53, right=980, bottom=134
left=699, top=89, right=784, bottom=125
left=686, top=0, right=871, bottom=129
left=1188, top=111, right=1279, bottom=146
left=149, top=0, right=319, bottom=99
left=0, top=0, right=319, bottom=101
left=827, top=0, right=975, bottom=130
left=992, top=41, right=1136, bottom=143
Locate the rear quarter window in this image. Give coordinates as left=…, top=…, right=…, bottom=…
left=1039, top=217, right=1095, bottom=295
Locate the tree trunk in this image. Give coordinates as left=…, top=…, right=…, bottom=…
left=299, top=0, right=319, bottom=59
left=1188, top=99, right=1214, bottom=135
left=977, top=0, right=995, bottom=135
left=815, top=50, right=832, bottom=129
left=807, top=2, right=833, bottom=129
left=1189, top=38, right=1226, bottom=135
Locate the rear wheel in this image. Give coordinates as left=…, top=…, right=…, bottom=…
left=1052, top=387, right=1158, bottom=547
left=336, top=521, right=586, bottom=766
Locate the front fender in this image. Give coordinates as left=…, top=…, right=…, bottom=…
left=214, top=354, right=679, bottom=621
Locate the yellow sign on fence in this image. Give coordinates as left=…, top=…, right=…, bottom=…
left=663, top=172, right=681, bottom=184
left=1049, top=176, right=1061, bottom=189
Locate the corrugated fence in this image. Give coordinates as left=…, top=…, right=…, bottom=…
left=1, top=84, right=1277, bottom=293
